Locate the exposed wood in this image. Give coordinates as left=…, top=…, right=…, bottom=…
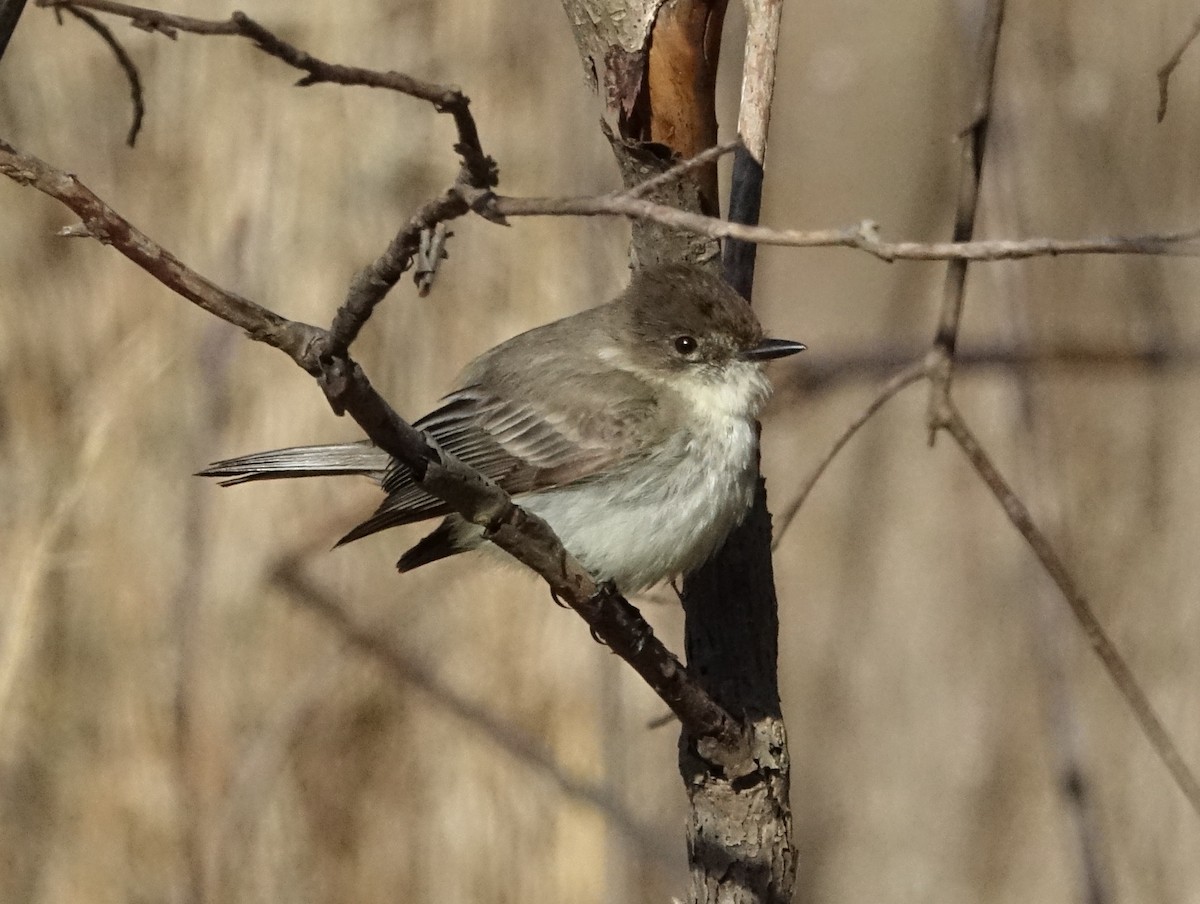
left=559, top=2, right=794, bottom=901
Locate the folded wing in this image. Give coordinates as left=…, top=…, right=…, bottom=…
left=337, top=374, right=661, bottom=545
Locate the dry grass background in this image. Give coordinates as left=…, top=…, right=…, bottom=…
left=2, top=1, right=1200, bottom=902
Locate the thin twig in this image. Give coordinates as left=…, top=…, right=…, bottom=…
left=772, top=360, right=928, bottom=550
left=58, top=4, right=144, bottom=145
left=1156, top=13, right=1200, bottom=122
left=620, top=138, right=740, bottom=200
left=926, top=0, right=1007, bottom=441
left=35, top=0, right=232, bottom=36
left=723, top=0, right=785, bottom=297
left=940, top=402, right=1200, bottom=819
left=490, top=195, right=1200, bottom=261
left=989, top=141, right=1110, bottom=904
left=38, top=0, right=499, bottom=357
left=325, top=186, right=472, bottom=355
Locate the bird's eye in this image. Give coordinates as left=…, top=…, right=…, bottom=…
left=674, top=335, right=698, bottom=355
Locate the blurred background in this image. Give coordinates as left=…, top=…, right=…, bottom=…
left=2, top=1, right=1200, bottom=902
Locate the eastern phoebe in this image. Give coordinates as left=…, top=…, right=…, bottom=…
left=200, top=263, right=804, bottom=591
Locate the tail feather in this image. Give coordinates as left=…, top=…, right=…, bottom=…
left=198, top=441, right=390, bottom=487
left=396, top=516, right=482, bottom=572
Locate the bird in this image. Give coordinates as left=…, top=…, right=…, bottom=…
left=199, top=263, right=805, bottom=592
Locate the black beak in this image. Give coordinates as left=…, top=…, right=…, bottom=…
left=741, top=338, right=807, bottom=362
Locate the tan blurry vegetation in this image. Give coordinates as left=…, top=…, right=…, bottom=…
left=2, top=2, right=1200, bottom=903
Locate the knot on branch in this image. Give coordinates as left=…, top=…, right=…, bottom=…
left=455, top=143, right=500, bottom=190
left=457, top=182, right=505, bottom=224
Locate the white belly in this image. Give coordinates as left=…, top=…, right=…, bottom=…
left=519, top=373, right=763, bottom=591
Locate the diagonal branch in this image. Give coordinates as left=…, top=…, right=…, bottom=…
left=55, top=3, right=145, bottom=145
left=325, top=186, right=471, bottom=357
left=938, top=402, right=1200, bottom=818
left=771, top=345, right=1200, bottom=818
left=34, top=0, right=500, bottom=349
left=771, top=359, right=928, bottom=550
left=619, top=138, right=740, bottom=200
left=0, top=136, right=743, bottom=751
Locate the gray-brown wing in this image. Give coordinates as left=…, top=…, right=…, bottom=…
left=336, top=378, right=661, bottom=545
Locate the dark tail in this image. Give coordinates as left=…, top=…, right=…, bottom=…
left=396, top=516, right=480, bottom=572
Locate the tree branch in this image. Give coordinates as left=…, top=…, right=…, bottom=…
left=678, top=1, right=794, bottom=901
left=491, top=194, right=1200, bottom=261
left=939, top=402, right=1200, bottom=818
left=54, top=3, right=145, bottom=145
left=770, top=344, right=1200, bottom=819
left=771, top=359, right=929, bottom=549
left=618, top=137, right=740, bottom=200
left=0, top=136, right=742, bottom=750
left=721, top=0, right=783, bottom=297
left=926, top=0, right=1006, bottom=440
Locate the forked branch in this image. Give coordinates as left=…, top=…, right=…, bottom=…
left=0, top=136, right=744, bottom=751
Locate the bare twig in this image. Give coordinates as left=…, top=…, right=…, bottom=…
left=0, top=136, right=743, bottom=751
left=772, top=359, right=928, bottom=550
left=1156, top=13, right=1200, bottom=122
left=325, top=186, right=472, bottom=355
left=926, top=0, right=1007, bottom=441
left=491, top=195, right=1200, bottom=262
left=723, top=0, right=784, bottom=297
left=0, top=137, right=307, bottom=346
left=938, top=402, right=1200, bottom=819
left=35, top=0, right=499, bottom=376
left=988, top=136, right=1110, bottom=904
left=56, top=4, right=144, bottom=145
left=619, top=138, right=740, bottom=200
left=36, top=0, right=232, bottom=36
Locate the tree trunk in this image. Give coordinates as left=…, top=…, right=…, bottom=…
left=559, top=2, right=796, bottom=900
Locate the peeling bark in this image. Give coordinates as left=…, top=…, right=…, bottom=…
left=559, top=2, right=795, bottom=902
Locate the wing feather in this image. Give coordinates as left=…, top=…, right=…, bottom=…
left=338, top=377, right=663, bottom=545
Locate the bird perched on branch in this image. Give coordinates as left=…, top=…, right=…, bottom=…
left=200, top=263, right=804, bottom=592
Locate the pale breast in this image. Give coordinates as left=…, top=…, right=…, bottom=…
left=519, top=361, right=768, bottom=591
